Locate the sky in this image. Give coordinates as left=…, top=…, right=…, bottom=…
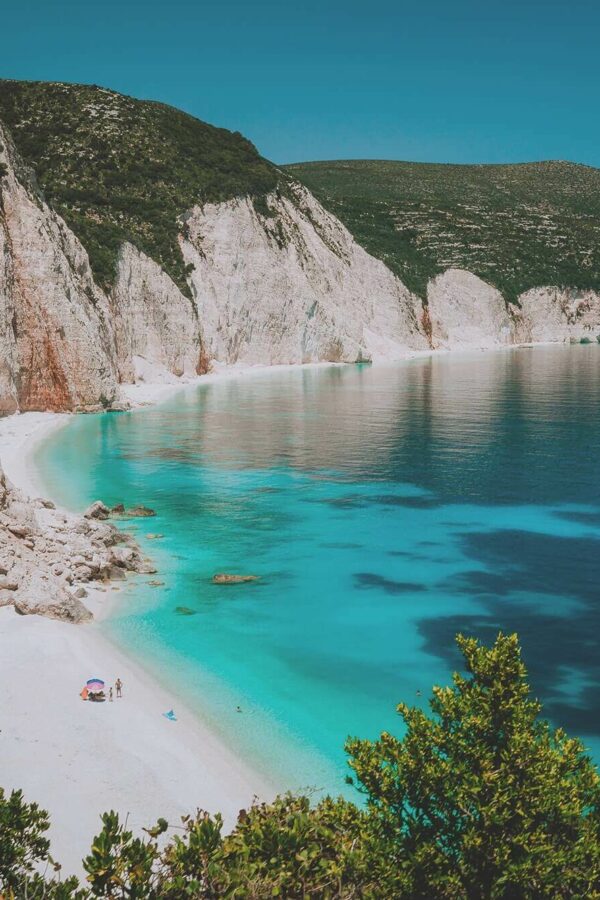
left=2, top=0, right=599, bottom=166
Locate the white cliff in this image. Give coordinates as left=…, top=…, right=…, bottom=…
left=426, top=270, right=513, bottom=350
left=181, top=184, right=428, bottom=365
left=425, top=269, right=600, bottom=350
left=516, top=287, right=600, bottom=344
left=0, top=124, right=119, bottom=412
left=112, top=242, right=203, bottom=382
left=1, top=122, right=600, bottom=418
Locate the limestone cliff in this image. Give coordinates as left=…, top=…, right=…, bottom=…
left=111, top=242, right=202, bottom=382
left=1, top=120, right=600, bottom=416
left=425, top=270, right=600, bottom=351
left=0, top=124, right=118, bottom=413
left=181, top=184, right=427, bottom=365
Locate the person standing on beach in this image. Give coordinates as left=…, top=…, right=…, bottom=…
left=109, top=687, right=113, bottom=702
left=115, top=678, right=123, bottom=698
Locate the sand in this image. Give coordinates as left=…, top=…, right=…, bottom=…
left=0, top=404, right=276, bottom=877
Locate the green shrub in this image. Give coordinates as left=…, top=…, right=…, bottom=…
left=287, top=159, right=600, bottom=303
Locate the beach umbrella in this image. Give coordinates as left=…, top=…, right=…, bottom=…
left=86, top=678, right=105, bottom=692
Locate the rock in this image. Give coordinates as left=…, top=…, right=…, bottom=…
left=84, top=501, right=110, bottom=520
left=181, top=185, right=427, bottom=366
left=0, top=578, right=18, bottom=591
left=121, top=505, right=156, bottom=518
left=212, top=573, right=260, bottom=585
left=111, top=503, right=125, bottom=513
left=35, top=498, right=56, bottom=509
left=174, top=606, right=197, bottom=615
left=112, top=242, right=201, bottom=383
left=111, top=546, right=135, bottom=567
left=146, top=533, right=164, bottom=540
left=0, top=462, right=155, bottom=623
left=148, top=580, right=165, bottom=587
left=70, top=554, right=88, bottom=567
left=13, top=573, right=93, bottom=623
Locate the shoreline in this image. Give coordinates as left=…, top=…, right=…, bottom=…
left=0, top=343, right=586, bottom=876
left=0, top=374, right=285, bottom=878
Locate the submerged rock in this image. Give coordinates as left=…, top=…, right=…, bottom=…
left=212, top=573, right=260, bottom=585
left=174, top=606, right=197, bottom=616
left=113, top=505, right=156, bottom=518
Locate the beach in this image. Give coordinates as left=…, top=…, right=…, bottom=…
left=0, top=396, right=276, bottom=878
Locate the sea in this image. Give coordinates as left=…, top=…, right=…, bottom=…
left=35, top=345, right=600, bottom=794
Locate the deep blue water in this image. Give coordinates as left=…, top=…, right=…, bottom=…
left=35, top=346, right=600, bottom=792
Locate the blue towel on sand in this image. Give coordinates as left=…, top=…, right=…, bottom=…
left=162, top=709, right=177, bottom=721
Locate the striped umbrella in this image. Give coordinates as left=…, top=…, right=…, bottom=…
left=86, top=678, right=105, bottom=692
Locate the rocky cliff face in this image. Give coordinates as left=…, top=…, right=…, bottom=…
left=181, top=185, right=427, bottom=364
left=425, top=269, right=600, bottom=350
left=111, top=242, right=202, bottom=382
left=1, top=121, right=600, bottom=416
left=0, top=125, right=118, bottom=413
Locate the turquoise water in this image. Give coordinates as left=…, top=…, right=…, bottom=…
left=36, top=346, right=600, bottom=792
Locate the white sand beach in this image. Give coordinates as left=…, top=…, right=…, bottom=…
left=0, top=406, right=275, bottom=877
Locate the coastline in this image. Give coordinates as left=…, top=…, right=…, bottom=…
left=0, top=344, right=583, bottom=877
left=0, top=382, right=280, bottom=878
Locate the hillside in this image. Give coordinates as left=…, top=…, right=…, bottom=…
left=0, top=80, right=279, bottom=295
left=285, top=159, right=600, bottom=301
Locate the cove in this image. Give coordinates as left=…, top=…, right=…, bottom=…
left=35, top=345, right=600, bottom=794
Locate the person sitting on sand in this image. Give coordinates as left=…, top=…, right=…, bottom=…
left=115, top=678, right=123, bottom=698
left=80, top=686, right=89, bottom=701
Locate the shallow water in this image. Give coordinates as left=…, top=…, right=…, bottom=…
left=36, top=346, right=600, bottom=792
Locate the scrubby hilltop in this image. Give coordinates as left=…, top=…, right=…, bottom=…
left=0, top=80, right=279, bottom=295
left=286, top=159, right=600, bottom=301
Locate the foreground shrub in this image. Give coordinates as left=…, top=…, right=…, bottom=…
left=2, top=633, right=599, bottom=898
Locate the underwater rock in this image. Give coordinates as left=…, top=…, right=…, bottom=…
left=113, top=505, right=156, bottom=518
left=212, top=573, right=260, bottom=585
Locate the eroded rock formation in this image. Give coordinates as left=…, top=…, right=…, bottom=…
left=0, top=463, right=155, bottom=622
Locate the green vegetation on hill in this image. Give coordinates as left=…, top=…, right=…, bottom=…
left=286, top=159, right=600, bottom=302
left=2, top=634, right=600, bottom=898
left=0, top=80, right=279, bottom=295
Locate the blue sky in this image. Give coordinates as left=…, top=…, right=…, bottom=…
left=2, top=0, right=598, bottom=166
